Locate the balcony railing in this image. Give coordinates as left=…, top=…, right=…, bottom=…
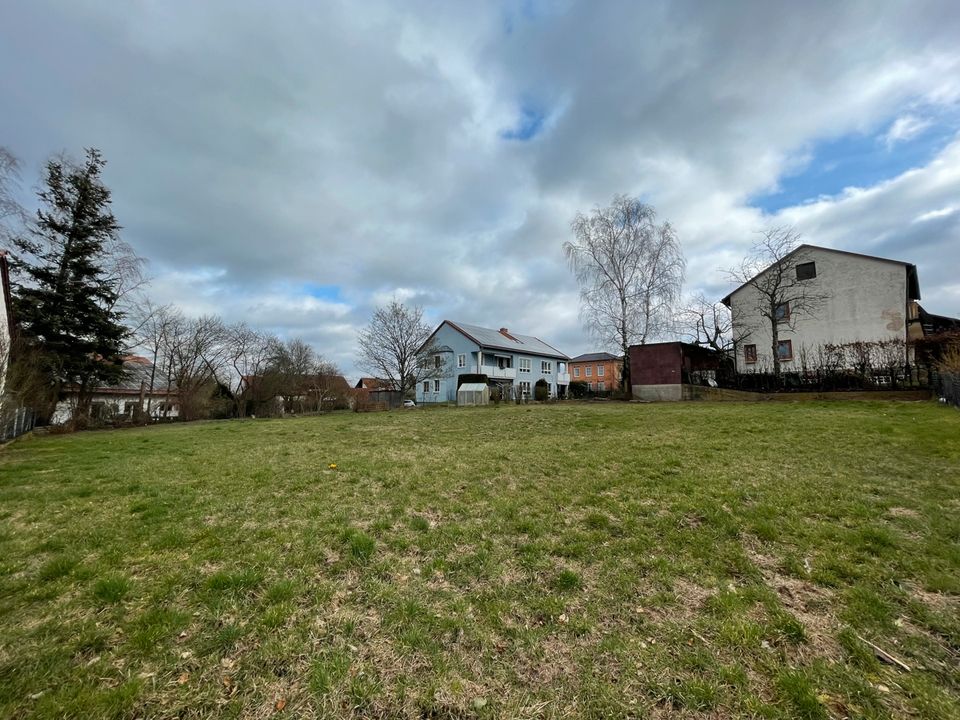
left=488, top=366, right=517, bottom=379
left=557, top=372, right=571, bottom=384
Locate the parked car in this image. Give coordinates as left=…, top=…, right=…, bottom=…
left=403, top=399, right=417, bottom=408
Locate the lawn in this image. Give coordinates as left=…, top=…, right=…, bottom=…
left=0, top=401, right=958, bottom=719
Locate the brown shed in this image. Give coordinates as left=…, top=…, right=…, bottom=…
left=629, top=342, right=721, bottom=401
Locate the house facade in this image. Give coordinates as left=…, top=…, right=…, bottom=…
left=51, top=356, right=179, bottom=424
left=416, top=321, right=570, bottom=403
left=721, top=245, right=922, bottom=373
left=569, top=352, right=622, bottom=392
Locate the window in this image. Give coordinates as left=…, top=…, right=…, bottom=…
left=598, top=381, right=605, bottom=391
left=744, top=344, right=758, bottom=363
left=434, top=354, right=442, bottom=368
left=597, top=364, right=604, bottom=377
left=518, top=381, right=531, bottom=395
left=540, top=360, right=552, bottom=373
left=423, top=381, right=429, bottom=394
left=457, top=354, right=466, bottom=368
left=519, top=358, right=531, bottom=373
left=777, top=339, right=793, bottom=360
left=796, top=261, right=817, bottom=281
left=585, top=366, right=593, bottom=377
left=589, top=382, right=594, bottom=390
left=775, top=302, right=790, bottom=322
left=433, top=379, right=441, bottom=392
left=573, top=367, right=580, bottom=378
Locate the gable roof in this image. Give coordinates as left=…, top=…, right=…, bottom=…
left=425, top=320, right=568, bottom=359
left=570, top=352, right=620, bottom=363
left=720, top=244, right=920, bottom=306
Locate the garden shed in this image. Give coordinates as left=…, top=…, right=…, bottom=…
left=457, top=383, right=489, bottom=406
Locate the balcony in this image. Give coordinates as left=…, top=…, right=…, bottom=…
left=488, top=366, right=517, bottom=380
left=557, top=372, right=571, bottom=385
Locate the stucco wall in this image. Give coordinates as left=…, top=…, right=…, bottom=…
left=729, top=248, right=910, bottom=372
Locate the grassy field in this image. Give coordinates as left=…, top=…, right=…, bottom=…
left=0, top=401, right=958, bottom=719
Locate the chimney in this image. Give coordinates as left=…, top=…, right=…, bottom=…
left=499, top=327, right=509, bottom=335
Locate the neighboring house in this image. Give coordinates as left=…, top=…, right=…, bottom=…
left=354, top=377, right=395, bottom=391
left=568, top=352, right=622, bottom=392
left=51, top=356, right=179, bottom=424
left=415, top=320, right=569, bottom=403
left=721, top=244, right=925, bottom=373
left=352, top=377, right=401, bottom=409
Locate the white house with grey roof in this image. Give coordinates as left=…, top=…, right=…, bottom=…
left=720, top=244, right=923, bottom=373
left=416, top=320, right=570, bottom=403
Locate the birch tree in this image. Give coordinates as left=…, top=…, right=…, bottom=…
left=564, top=195, right=685, bottom=393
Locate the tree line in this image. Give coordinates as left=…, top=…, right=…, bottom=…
left=0, top=146, right=345, bottom=427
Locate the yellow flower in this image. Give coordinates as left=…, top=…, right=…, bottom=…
left=329, top=463, right=337, bottom=470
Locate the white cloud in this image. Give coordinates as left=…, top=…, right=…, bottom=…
left=2, top=0, right=960, bottom=379
left=884, top=114, right=934, bottom=147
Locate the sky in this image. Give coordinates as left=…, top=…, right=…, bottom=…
left=2, top=0, right=959, bottom=381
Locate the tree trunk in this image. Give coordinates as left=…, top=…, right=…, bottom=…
left=770, top=315, right=780, bottom=378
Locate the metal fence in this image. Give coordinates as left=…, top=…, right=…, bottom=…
left=2, top=406, right=37, bottom=442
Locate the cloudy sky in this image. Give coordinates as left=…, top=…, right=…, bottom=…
left=2, top=0, right=959, bottom=379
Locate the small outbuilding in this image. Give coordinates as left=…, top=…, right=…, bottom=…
left=457, top=382, right=490, bottom=407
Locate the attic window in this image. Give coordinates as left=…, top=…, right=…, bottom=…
left=796, top=261, right=817, bottom=280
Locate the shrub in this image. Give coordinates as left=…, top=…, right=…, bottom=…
left=534, top=378, right=550, bottom=401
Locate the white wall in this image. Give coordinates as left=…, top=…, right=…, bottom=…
left=729, top=247, right=910, bottom=372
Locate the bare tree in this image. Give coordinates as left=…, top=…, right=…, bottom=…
left=265, top=337, right=317, bottom=414
left=165, top=314, right=228, bottom=420
left=357, top=301, right=439, bottom=400
left=223, top=322, right=273, bottom=417
left=0, top=147, right=28, bottom=243
left=678, top=293, right=734, bottom=353
left=130, top=300, right=183, bottom=418
left=725, top=227, right=829, bottom=377
left=564, top=195, right=685, bottom=393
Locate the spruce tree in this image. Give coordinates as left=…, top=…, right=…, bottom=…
left=12, top=148, right=128, bottom=420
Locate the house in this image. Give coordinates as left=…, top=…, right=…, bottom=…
left=720, top=244, right=925, bottom=373
left=568, top=352, right=622, bottom=392
left=629, top=342, right=721, bottom=401
left=51, top=356, right=179, bottom=424
left=352, top=377, right=401, bottom=409
left=415, top=320, right=570, bottom=403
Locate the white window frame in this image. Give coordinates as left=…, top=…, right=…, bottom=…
left=457, top=354, right=466, bottom=368
left=573, top=367, right=580, bottom=378
left=540, top=360, right=552, bottom=374
left=598, top=381, right=605, bottom=392
left=585, top=366, right=593, bottom=377
left=422, top=381, right=429, bottom=394
left=519, top=358, right=531, bottom=373
left=434, top=354, right=442, bottom=368
left=433, top=379, right=441, bottom=393
left=597, top=364, right=604, bottom=377
left=518, top=381, right=531, bottom=395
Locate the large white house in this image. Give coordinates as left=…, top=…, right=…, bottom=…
left=720, top=244, right=923, bottom=373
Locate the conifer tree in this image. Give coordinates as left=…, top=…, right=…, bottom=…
left=12, top=148, right=129, bottom=421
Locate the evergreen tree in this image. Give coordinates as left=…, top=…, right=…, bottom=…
left=12, top=148, right=129, bottom=421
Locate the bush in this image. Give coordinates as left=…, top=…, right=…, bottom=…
left=569, top=381, right=590, bottom=399
left=534, top=378, right=550, bottom=401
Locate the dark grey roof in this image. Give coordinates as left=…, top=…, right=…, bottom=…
left=442, top=320, right=568, bottom=359
left=570, top=352, right=620, bottom=363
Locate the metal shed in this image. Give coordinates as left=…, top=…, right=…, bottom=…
left=457, top=382, right=489, bottom=406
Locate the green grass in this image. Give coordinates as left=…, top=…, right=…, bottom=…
left=0, top=401, right=958, bottom=718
